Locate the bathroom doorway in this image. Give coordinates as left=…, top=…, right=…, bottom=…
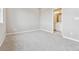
left=53, top=8, right=62, bottom=32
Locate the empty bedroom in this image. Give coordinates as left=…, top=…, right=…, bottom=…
left=0, top=8, right=79, bottom=51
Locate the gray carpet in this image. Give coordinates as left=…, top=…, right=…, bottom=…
left=0, top=30, right=79, bottom=51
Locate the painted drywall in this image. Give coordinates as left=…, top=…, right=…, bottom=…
left=0, top=9, right=3, bottom=23
left=40, top=8, right=53, bottom=33
left=0, top=23, right=5, bottom=46
left=0, top=8, right=6, bottom=46
left=0, top=23, right=3, bottom=46
left=0, top=9, right=1, bottom=23
left=62, top=8, right=79, bottom=41
left=6, top=8, right=40, bottom=33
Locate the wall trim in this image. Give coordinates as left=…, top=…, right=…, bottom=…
left=63, top=35, right=79, bottom=43
left=7, top=28, right=79, bottom=43
left=40, top=29, right=53, bottom=34
left=7, top=28, right=53, bottom=36
left=7, top=29, right=40, bottom=35
left=0, top=34, right=6, bottom=47
left=40, top=26, right=53, bottom=34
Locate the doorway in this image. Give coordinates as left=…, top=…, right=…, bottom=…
left=53, top=8, right=62, bottom=32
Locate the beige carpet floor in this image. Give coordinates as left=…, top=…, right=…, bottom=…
left=0, top=30, right=79, bottom=51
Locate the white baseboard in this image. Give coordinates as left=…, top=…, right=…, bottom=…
left=40, top=26, right=53, bottom=34
left=40, top=29, right=53, bottom=34
left=7, top=29, right=40, bottom=35
left=63, top=35, right=79, bottom=43
left=7, top=25, right=53, bottom=35
left=0, top=34, right=6, bottom=47
left=7, top=28, right=79, bottom=43
left=7, top=28, right=53, bottom=36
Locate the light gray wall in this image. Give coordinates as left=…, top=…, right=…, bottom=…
left=40, top=8, right=53, bottom=33
left=0, top=9, right=3, bottom=23
left=0, top=8, right=6, bottom=46
left=0, top=23, right=3, bottom=46
left=6, top=8, right=40, bottom=33
left=0, top=9, right=1, bottom=23
left=62, top=8, right=79, bottom=40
